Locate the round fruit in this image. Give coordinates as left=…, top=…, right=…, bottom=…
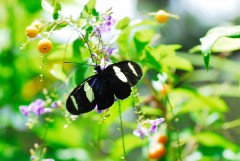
left=38, top=39, right=52, bottom=54
left=155, top=10, right=169, bottom=23
left=148, top=143, right=166, bottom=159
left=157, top=135, right=168, bottom=144
left=25, top=26, right=39, bottom=38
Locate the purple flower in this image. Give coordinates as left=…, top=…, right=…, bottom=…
left=133, top=124, right=149, bottom=139
left=30, top=155, right=37, bottom=160
left=99, top=58, right=111, bottom=70
left=19, top=105, right=29, bottom=116
left=94, top=15, right=117, bottom=36
left=19, top=99, right=49, bottom=117
left=30, top=99, right=45, bottom=116
left=106, top=47, right=117, bottom=56
left=149, top=118, right=165, bottom=133
left=103, top=46, right=117, bottom=62
left=51, top=101, right=58, bottom=108
left=93, top=28, right=101, bottom=36
left=106, top=15, right=112, bottom=21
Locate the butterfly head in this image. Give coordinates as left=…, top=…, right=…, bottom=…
left=94, top=65, right=102, bottom=74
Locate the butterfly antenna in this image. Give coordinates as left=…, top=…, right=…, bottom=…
left=64, top=61, right=95, bottom=67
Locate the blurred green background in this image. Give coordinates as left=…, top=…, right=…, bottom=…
left=1, top=0, right=240, bottom=161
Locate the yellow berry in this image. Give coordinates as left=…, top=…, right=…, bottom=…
left=25, top=26, right=39, bottom=38
left=38, top=39, right=52, bottom=54
left=155, top=10, right=169, bottom=23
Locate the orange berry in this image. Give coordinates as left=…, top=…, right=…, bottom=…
left=25, top=26, right=39, bottom=38
left=157, top=135, right=168, bottom=144
left=148, top=144, right=166, bottom=159
left=155, top=10, right=169, bottom=23
left=38, top=39, right=52, bottom=54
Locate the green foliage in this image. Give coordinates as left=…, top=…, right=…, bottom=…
left=19, top=0, right=42, bottom=13
left=195, top=132, right=238, bottom=151
left=1, top=0, right=240, bottom=161
left=116, top=17, right=130, bottom=29
left=53, top=2, right=61, bottom=20
left=199, top=25, right=240, bottom=70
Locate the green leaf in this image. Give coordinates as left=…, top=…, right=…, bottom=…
left=145, top=48, right=162, bottom=72
left=81, top=0, right=96, bottom=18
left=21, top=0, right=41, bottom=13
left=46, top=21, right=68, bottom=31
left=117, top=20, right=158, bottom=57
left=42, top=118, right=85, bottom=147
left=73, top=65, right=91, bottom=86
left=161, top=55, right=193, bottom=71
left=50, top=64, right=67, bottom=82
left=194, top=132, right=238, bottom=151
left=134, top=29, right=155, bottom=53
left=145, top=44, right=188, bottom=71
left=86, top=0, right=96, bottom=10
left=72, top=38, right=85, bottom=61
left=86, top=26, right=93, bottom=34
left=227, top=33, right=240, bottom=38
left=134, top=29, right=155, bottom=43
left=202, top=50, right=211, bottom=71
left=110, top=134, right=148, bottom=159
left=212, top=37, right=240, bottom=52
left=169, top=88, right=228, bottom=115
left=189, top=45, right=201, bottom=53
left=198, top=84, right=240, bottom=98
left=142, top=105, right=162, bottom=116
left=92, top=8, right=99, bottom=16
left=117, top=28, right=131, bottom=56
left=153, top=44, right=182, bottom=59
left=178, top=52, right=240, bottom=79
left=53, top=2, right=61, bottom=20
left=116, top=17, right=130, bottom=30
left=200, top=25, right=240, bottom=69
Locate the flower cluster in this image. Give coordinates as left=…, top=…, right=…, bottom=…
left=133, top=118, right=165, bottom=139
left=92, top=15, right=118, bottom=69
left=20, top=99, right=59, bottom=117
left=94, top=15, right=117, bottom=36
left=19, top=99, right=60, bottom=129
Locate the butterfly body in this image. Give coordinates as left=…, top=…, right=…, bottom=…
left=66, top=61, right=142, bottom=115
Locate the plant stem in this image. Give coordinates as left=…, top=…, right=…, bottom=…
left=97, top=113, right=103, bottom=149
left=40, top=54, right=46, bottom=93
left=165, top=93, right=182, bottom=161
left=39, top=119, right=50, bottom=160
left=65, top=20, right=95, bottom=64
left=132, top=87, right=144, bottom=123
left=118, top=100, right=126, bottom=160
left=158, top=78, right=182, bottom=161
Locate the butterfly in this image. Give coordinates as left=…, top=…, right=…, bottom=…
left=66, top=61, right=142, bottom=115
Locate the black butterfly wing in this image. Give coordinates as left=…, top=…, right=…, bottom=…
left=91, top=76, right=115, bottom=111
left=114, top=61, right=142, bottom=86
left=66, top=75, right=115, bottom=115
left=66, top=76, right=96, bottom=115
left=103, top=61, right=142, bottom=99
